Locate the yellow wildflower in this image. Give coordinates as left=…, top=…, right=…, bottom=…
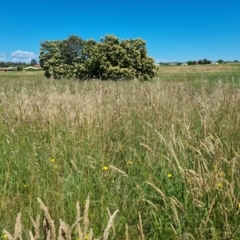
left=117, top=145, right=123, bottom=151
left=216, top=183, right=222, bottom=188
left=102, top=166, right=109, bottom=171
left=213, top=165, right=218, bottom=173
left=127, top=161, right=133, bottom=165
left=23, top=184, right=27, bottom=188
left=238, top=203, right=240, bottom=209
left=53, top=164, right=58, bottom=169
left=209, top=135, right=214, bottom=140
left=50, top=158, right=55, bottom=163
left=3, top=234, right=8, bottom=239
left=167, top=173, right=172, bottom=178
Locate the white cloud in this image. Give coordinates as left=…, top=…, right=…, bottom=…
left=11, top=50, right=37, bottom=63
left=0, top=53, right=6, bottom=61
left=155, top=58, right=166, bottom=63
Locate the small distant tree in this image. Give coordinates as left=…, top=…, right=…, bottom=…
left=202, top=59, right=211, bottom=64
left=198, top=59, right=211, bottom=65
left=31, top=59, right=38, bottom=66
left=17, top=66, right=23, bottom=71
left=217, top=60, right=224, bottom=64
left=187, top=61, right=197, bottom=65
left=158, top=62, right=168, bottom=66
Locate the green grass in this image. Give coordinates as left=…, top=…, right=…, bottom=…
left=157, top=63, right=240, bottom=85
left=1, top=65, right=240, bottom=239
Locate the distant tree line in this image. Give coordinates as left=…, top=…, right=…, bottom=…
left=39, top=35, right=157, bottom=81
left=159, top=59, right=239, bottom=66
left=187, top=59, right=211, bottom=65
left=0, top=62, right=28, bottom=68
left=0, top=59, right=38, bottom=69
left=187, top=59, right=239, bottom=65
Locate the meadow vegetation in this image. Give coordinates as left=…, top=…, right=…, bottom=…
left=0, top=64, right=240, bottom=239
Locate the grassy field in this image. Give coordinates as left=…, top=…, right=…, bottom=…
left=1, top=64, right=240, bottom=239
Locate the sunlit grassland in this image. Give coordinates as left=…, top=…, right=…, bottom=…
left=1, top=64, right=240, bottom=239
left=158, top=63, right=240, bottom=83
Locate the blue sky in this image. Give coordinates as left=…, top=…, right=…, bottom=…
left=0, top=0, right=239, bottom=63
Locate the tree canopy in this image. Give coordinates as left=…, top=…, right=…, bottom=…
left=30, top=59, right=38, bottom=66
left=39, top=35, right=157, bottom=80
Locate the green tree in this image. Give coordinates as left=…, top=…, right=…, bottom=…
left=30, top=59, right=38, bottom=66
left=187, top=61, right=197, bottom=65
left=198, top=59, right=211, bottom=65
left=39, top=40, right=64, bottom=78
left=39, top=35, right=157, bottom=81
left=17, top=66, right=23, bottom=71
left=202, top=58, right=211, bottom=64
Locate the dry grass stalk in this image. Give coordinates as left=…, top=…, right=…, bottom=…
left=138, top=211, right=144, bottom=240
left=109, top=165, right=128, bottom=177
left=142, top=199, right=158, bottom=210
left=58, top=220, right=70, bottom=240
left=169, top=222, right=178, bottom=236
left=76, top=198, right=95, bottom=240
left=139, top=143, right=153, bottom=153
left=169, top=145, right=184, bottom=174
left=170, top=199, right=180, bottom=227
left=146, top=182, right=167, bottom=207
left=13, top=212, right=22, bottom=240
left=28, top=230, right=35, bottom=240
left=170, top=197, right=184, bottom=213
left=3, top=213, right=22, bottom=240
left=88, top=228, right=94, bottom=240
left=202, top=198, right=216, bottom=229
left=43, top=218, right=51, bottom=240
left=76, top=201, right=83, bottom=240
left=223, top=204, right=231, bottom=238
left=37, top=198, right=56, bottom=240
left=83, top=195, right=90, bottom=238
left=69, top=216, right=82, bottom=236
left=30, top=215, right=40, bottom=240
left=76, top=224, right=83, bottom=240
left=76, top=201, right=81, bottom=222
left=107, top=208, right=116, bottom=235
left=125, top=223, right=129, bottom=240
left=103, top=209, right=119, bottom=240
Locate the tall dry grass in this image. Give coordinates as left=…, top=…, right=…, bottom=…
left=1, top=74, right=240, bottom=239
left=2, top=196, right=119, bottom=240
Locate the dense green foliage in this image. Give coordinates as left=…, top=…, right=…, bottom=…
left=39, top=35, right=157, bottom=80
